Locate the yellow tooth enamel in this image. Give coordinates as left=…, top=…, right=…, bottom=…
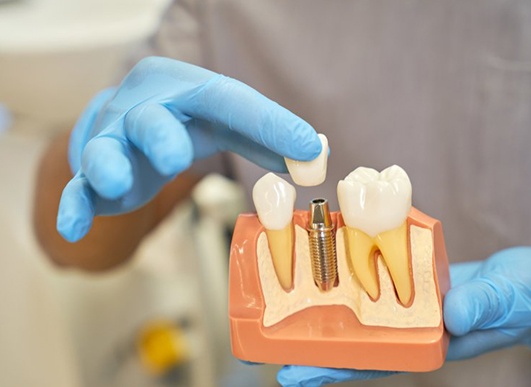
left=345, top=222, right=412, bottom=305
left=265, top=225, right=294, bottom=291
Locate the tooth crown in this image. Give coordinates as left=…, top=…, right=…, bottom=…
left=252, top=173, right=296, bottom=230
left=285, top=133, right=329, bottom=187
left=337, top=165, right=412, bottom=237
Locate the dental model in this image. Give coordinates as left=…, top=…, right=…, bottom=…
left=337, top=165, right=413, bottom=305
left=252, top=173, right=296, bottom=291
left=285, top=133, right=328, bottom=186
left=229, top=164, right=450, bottom=372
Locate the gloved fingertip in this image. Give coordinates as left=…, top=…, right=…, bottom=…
left=444, top=286, right=473, bottom=336
left=56, top=210, right=92, bottom=242
left=125, top=103, right=194, bottom=177
left=83, top=137, right=134, bottom=200
left=56, top=176, right=95, bottom=242
left=287, top=119, right=322, bottom=161
left=152, top=150, right=193, bottom=177
left=88, top=159, right=134, bottom=200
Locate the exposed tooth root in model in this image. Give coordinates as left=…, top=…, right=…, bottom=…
left=252, top=173, right=296, bottom=291
left=230, top=199, right=449, bottom=370
left=307, top=198, right=337, bottom=292
left=345, top=222, right=411, bottom=304
left=264, top=226, right=294, bottom=291
left=338, top=165, right=413, bottom=306
left=285, top=133, right=329, bottom=187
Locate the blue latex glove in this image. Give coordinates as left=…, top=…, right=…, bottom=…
left=277, top=366, right=396, bottom=387
left=444, top=246, right=531, bottom=359
left=277, top=247, right=531, bottom=386
left=57, top=57, right=321, bottom=242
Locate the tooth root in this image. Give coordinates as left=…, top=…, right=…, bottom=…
left=265, top=225, right=294, bottom=291
left=376, top=222, right=412, bottom=306
left=345, top=222, right=412, bottom=305
left=345, top=227, right=380, bottom=300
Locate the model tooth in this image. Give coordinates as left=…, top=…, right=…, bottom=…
left=285, top=133, right=329, bottom=187
left=253, top=173, right=296, bottom=290
left=337, top=165, right=411, bottom=237
left=338, top=165, right=413, bottom=305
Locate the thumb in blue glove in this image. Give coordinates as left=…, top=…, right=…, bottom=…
left=444, top=246, right=531, bottom=360
left=57, top=57, right=321, bottom=242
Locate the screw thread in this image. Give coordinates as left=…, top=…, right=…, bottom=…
left=308, top=198, right=337, bottom=292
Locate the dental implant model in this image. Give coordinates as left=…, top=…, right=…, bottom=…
left=228, top=147, right=450, bottom=372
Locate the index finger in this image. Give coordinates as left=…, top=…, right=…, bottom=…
left=127, top=58, right=322, bottom=161
left=181, top=73, right=321, bottom=161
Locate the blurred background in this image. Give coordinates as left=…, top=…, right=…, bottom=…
left=0, top=0, right=278, bottom=385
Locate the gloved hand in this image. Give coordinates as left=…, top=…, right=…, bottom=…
left=57, top=57, right=321, bottom=242
left=277, top=366, right=396, bottom=387
left=276, top=246, right=531, bottom=386
left=444, top=246, right=531, bottom=359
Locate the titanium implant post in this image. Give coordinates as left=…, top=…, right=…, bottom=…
left=308, top=198, right=337, bottom=292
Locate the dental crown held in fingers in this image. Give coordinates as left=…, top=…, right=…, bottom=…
left=285, top=133, right=329, bottom=186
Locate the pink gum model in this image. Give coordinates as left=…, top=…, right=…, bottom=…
left=228, top=207, right=450, bottom=372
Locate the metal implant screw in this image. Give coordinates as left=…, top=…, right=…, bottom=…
left=308, top=198, right=338, bottom=292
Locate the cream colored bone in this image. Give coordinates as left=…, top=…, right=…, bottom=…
left=257, top=224, right=440, bottom=328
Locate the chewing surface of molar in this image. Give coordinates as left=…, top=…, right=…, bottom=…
left=338, top=165, right=413, bottom=305
left=257, top=224, right=440, bottom=328
left=285, top=133, right=329, bottom=187
left=252, top=173, right=296, bottom=290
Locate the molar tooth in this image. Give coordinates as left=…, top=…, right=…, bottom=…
left=338, top=165, right=411, bottom=237
left=252, top=173, right=296, bottom=290
left=338, top=165, right=413, bottom=305
left=285, top=133, right=329, bottom=187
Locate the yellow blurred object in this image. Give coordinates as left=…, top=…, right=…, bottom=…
left=137, top=321, right=189, bottom=375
